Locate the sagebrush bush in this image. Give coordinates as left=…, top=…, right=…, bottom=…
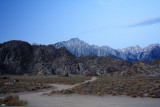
left=0, top=95, right=27, bottom=106
left=97, top=92, right=102, bottom=96
left=69, top=76, right=160, bottom=98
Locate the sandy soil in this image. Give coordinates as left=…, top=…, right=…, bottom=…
left=3, top=77, right=160, bottom=107
left=21, top=94, right=160, bottom=107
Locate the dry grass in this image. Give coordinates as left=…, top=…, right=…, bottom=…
left=0, top=95, right=27, bottom=106
left=70, top=76, right=160, bottom=98
left=0, top=75, right=91, bottom=94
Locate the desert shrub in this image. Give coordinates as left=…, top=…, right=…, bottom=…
left=151, top=94, right=157, bottom=98
left=0, top=95, right=27, bottom=106
left=62, top=89, right=73, bottom=94
left=97, top=92, right=102, bottom=96
left=70, top=76, right=160, bottom=98
left=131, top=94, right=137, bottom=98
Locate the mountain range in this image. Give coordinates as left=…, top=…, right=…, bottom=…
left=54, top=38, right=160, bottom=62
left=0, top=40, right=160, bottom=76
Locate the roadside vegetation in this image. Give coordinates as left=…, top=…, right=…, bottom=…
left=0, top=75, right=91, bottom=94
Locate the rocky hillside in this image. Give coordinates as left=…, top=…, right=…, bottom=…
left=0, top=40, right=74, bottom=75
left=0, top=40, right=159, bottom=76
left=149, top=57, right=160, bottom=68
left=122, top=60, right=160, bottom=76
left=54, top=38, right=160, bottom=62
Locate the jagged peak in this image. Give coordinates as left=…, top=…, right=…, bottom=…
left=122, top=45, right=141, bottom=50
left=135, top=45, right=141, bottom=48
left=70, top=37, right=80, bottom=41
left=68, top=37, right=85, bottom=43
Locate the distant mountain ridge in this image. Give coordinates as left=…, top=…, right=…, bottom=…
left=54, top=38, right=160, bottom=62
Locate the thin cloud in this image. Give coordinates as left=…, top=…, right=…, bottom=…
left=95, top=0, right=123, bottom=10
left=127, top=16, right=160, bottom=27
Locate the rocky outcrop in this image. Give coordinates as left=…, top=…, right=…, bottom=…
left=122, top=60, right=160, bottom=76
left=75, top=56, right=132, bottom=75
left=0, top=40, right=32, bottom=74
left=0, top=40, right=75, bottom=75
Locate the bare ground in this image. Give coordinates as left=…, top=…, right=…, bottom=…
left=21, top=94, right=160, bottom=107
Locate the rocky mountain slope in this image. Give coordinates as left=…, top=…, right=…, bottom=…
left=54, top=38, right=160, bottom=62
left=0, top=40, right=159, bottom=76
left=149, top=57, right=160, bottom=68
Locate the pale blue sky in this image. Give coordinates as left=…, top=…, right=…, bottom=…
left=0, top=0, right=160, bottom=49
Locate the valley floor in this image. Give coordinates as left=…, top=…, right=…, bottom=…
left=18, top=77, right=160, bottom=107
left=21, top=94, right=160, bottom=107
